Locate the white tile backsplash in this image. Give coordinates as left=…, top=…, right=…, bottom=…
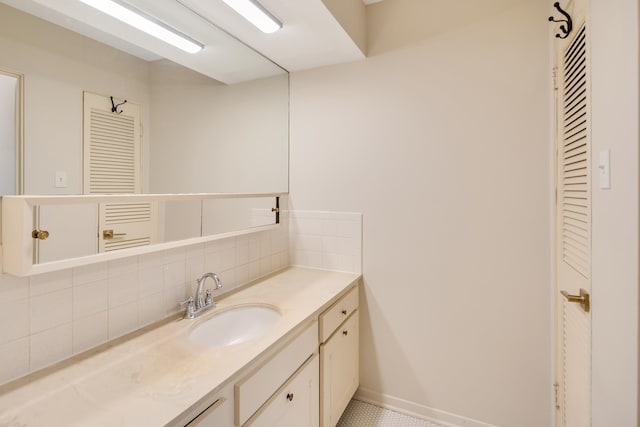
left=0, top=221, right=289, bottom=386
left=289, top=210, right=362, bottom=274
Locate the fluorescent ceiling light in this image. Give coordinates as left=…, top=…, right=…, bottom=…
left=79, top=0, right=204, bottom=53
left=222, top=0, right=282, bottom=34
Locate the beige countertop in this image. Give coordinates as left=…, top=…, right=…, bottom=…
left=0, top=267, right=361, bottom=427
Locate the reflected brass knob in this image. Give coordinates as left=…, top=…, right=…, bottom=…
left=103, top=229, right=126, bottom=239
left=31, top=229, right=50, bottom=240
left=560, top=288, right=590, bottom=313
left=286, top=393, right=294, bottom=402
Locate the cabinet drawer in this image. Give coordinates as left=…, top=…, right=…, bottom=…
left=319, top=286, right=358, bottom=343
left=245, top=355, right=319, bottom=427
left=236, top=322, right=318, bottom=426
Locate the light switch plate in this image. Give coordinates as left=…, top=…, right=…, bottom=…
left=598, top=149, right=610, bottom=189
left=55, top=171, right=67, bottom=188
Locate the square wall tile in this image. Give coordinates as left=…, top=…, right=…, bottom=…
left=73, top=311, right=108, bottom=354
left=108, top=301, right=138, bottom=339
left=185, top=254, right=204, bottom=282
left=138, top=266, right=163, bottom=298
left=73, top=280, right=108, bottom=319
left=30, top=289, right=72, bottom=334
left=73, top=263, right=108, bottom=287
left=0, top=274, right=28, bottom=303
left=163, top=247, right=186, bottom=264
left=163, top=261, right=186, bottom=288
left=30, top=270, right=72, bottom=297
left=138, top=252, right=164, bottom=271
left=30, top=323, right=72, bottom=371
left=108, top=257, right=138, bottom=278
left=0, top=338, right=29, bottom=385
left=138, top=293, right=163, bottom=327
left=0, top=298, right=29, bottom=345
left=108, top=274, right=138, bottom=308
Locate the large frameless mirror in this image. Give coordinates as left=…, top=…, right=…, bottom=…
left=0, top=69, right=22, bottom=195
left=0, top=1, right=289, bottom=196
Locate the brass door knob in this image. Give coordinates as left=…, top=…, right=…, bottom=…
left=560, top=288, right=590, bottom=313
left=31, top=229, right=50, bottom=240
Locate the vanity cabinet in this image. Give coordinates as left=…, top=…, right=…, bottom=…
left=319, top=287, right=359, bottom=427
left=236, top=322, right=319, bottom=426
left=245, top=355, right=319, bottom=427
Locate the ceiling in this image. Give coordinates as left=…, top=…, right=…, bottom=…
left=0, top=0, right=372, bottom=84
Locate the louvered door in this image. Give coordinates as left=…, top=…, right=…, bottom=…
left=553, top=1, right=591, bottom=426
left=83, top=92, right=157, bottom=252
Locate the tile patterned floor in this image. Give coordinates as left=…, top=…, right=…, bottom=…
left=336, top=399, right=445, bottom=427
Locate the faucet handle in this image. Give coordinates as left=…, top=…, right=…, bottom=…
left=205, top=289, right=213, bottom=306
left=179, top=296, right=194, bottom=306
left=180, top=296, right=196, bottom=319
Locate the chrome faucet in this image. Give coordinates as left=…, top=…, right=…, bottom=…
left=180, top=272, right=223, bottom=319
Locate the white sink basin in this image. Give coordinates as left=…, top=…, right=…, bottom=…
left=189, top=305, right=281, bottom=347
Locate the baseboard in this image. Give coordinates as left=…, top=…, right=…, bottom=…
left=354, top=387, right=497, bottom=427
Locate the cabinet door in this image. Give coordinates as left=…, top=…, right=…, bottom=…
left=320, top=312, right=359, bottom=427
left=247, top=355, right=319, bottom=427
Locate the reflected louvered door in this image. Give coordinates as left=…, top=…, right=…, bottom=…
left=98, top=202, right=158, bottom=252
left=83, top=92, right=157, bottom=252
left=553, top=1, right=591, bottom=426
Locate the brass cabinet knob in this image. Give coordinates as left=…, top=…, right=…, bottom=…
left=31, top=229, right=50, bottom=240
left=342, top=330, right=349, bottom=336
left=286, top=393, right=294, bottom=402
left=341, top=309, right=347, bottom=315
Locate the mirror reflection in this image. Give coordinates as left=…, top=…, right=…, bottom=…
left=34, top=196, right=278, bottom=264
left=0, top=70, right=20, bottom=195
left=0, top=2, right=288, bottom=196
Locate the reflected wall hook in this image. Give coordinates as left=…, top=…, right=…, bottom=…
left=548, top=2, right=573, bottom=39
left=110, top=96, right=127, bottom=114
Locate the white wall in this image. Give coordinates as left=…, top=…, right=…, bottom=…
left=289, top=1, right=551, bottom=425
left=590, top=0, right=639, bottom=425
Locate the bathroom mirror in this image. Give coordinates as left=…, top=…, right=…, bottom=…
left=0, top=1, right=289, bottom=196
left=0, top=69, right=22, bottom=195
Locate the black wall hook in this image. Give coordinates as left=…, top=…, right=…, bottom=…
left=110, top=96, right=127, bottom=114
left=548, top=2, right=573, bottom=39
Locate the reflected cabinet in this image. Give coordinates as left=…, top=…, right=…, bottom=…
left=2, top=193, right=281, bottom=276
